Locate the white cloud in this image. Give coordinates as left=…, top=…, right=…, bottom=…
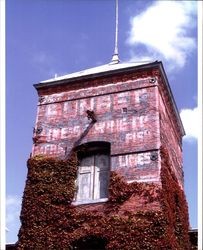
left=126, top=1, right=197, bottom=70
left=180, top=107, right=199, bottom=141
left=6, top=195, right=21, bottom=229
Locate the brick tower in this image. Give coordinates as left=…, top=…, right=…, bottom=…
left=17, top=61, right=191, bottom=249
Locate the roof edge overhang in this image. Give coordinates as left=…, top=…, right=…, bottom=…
left=34, top=61, right=159, bottom=90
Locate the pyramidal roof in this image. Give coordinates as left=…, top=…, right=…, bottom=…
left=40, top=61, right=155, bottom=84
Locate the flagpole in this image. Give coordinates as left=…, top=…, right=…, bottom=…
left=110, top=0, right=120, bottom=64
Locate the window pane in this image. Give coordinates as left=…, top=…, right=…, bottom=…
left=99, top=171, right=109, bottom=198
left=80, top=155, right=94, bottom=170
left=94, top=154, right=110, bottom=199
left=95, top=154, right=110, bottom=170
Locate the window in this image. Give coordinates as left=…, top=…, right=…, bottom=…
left=74, top=142, right=110, bottom=204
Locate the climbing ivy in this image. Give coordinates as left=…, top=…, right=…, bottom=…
left=16, top=147, right=191, bottom=249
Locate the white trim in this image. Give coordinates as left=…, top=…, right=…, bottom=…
left=72, top=198, right=108, bottom=206
left=198, top=1, right=202, bottom=249
left=127, top=178, right=160, bottom=184
left=40, top=61, right=153, bottom=84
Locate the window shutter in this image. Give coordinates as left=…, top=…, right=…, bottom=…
left=77, top=155, right=94, bottom=201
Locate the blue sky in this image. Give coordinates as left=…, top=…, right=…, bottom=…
left=6, top=0, right=198, bottom=243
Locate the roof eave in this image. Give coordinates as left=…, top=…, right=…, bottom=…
left=34, top=61, right=159, bottom=90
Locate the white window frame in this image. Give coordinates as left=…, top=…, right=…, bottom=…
left=73, top=151, right=110, bottom=205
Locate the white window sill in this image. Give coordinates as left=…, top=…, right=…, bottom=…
left=72, top=198, right=108, bottom=206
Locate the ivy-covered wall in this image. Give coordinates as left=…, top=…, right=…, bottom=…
left=16, top=147, right=191, bottom=249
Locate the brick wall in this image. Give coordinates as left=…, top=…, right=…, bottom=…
left=33, top=69, right=162, bottom=183
left=158, top=76, right=184, bottom=188
left=32, top=63, right=183, bottom=185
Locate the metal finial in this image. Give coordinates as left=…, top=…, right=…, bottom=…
left=110, top=0, right=120, bottom=64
